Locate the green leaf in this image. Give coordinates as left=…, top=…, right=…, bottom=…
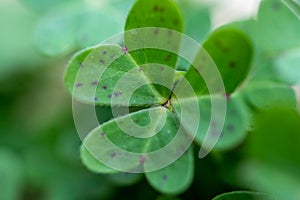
left=239, top=108, right=300, bottom=199
left=274, top=50, right=300, bottom=85
left=124, top=0, right=183, bottom=97
left=80, top=145, right=118, bottom=174
left=107, top=172, right=142, bottom=186
left=64, top=44, right=165, bottom=106
left=82, top=106, right=186, bottom=172
left=0, top=149, right=24, bottom=200
left=255, top=0, right=300, bottom=52
left=243, top=81, right=297, bottom=109
left=176, top=94, right=251, bottom=151
left=34, top=1, right=124, bottom=56
left=184, top=28, right=253, bottom=95
left=145, top=148, right=194, bottom=194
left=212, top=191, right=274, bottom=200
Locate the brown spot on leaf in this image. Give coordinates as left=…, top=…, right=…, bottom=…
left=153, top=5, right=159, bottom=12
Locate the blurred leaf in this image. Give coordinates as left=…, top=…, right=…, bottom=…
left=243, top=81, right=297, bottom=109
left=34, top=1, right=124, bottom=56
left=240, top=108, right=300, bottom=199
left=212, top=191, right=274, bottom=200
left=255, top=0, right=300, bottom=52
left=184, top=28, right=253, bottom=95
left=274, top=50, right=300, bottom=84
left=0, top=1, right=44, bottom=78
left=0, top=149, right=23, bottom=200
left=145, top=148, right=194, bottom=194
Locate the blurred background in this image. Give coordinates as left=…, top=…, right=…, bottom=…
left=1, top=0, right=299, bottom=199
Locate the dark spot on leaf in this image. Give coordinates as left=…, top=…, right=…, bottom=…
left=94, top=97, right=99, bottom=101
left=162, top=175, right=168, bottom=180
left=139, top=155, right=146, bottom=164
left=100, top=132, right=105, bottom=137
left=164, top=54, right=172, bottom=61
left=224, top=93, right=231, bottom=99
left=102, top=85, right=107, bottom=90
left=91, top=81, right=98, bottom=86
left=159, top=7, right=165, bottom=13
left=79, top=62, right=84, bottom=68
left=154, top=28, right=159, bottom=35
left=173, top=18, right=179, bottom=26
left=160, top=17, right=165, bottom=22
left=227, top=124, right=235, bottom=132
left=76, top=83, right=83, bottom=88
left=229, top=61, right=236, bottom=68
left=272, top=2, right=281, bottom=10
left=110, top=152, right=116, bottom=158
left=110, top=55, right=115, bottom=59
left=215, top=39, right=229, bottom=53
left=153, top=5, right=159, bottom=12
left=160, top=67, right=164, bottom=71
left=122, top=46, right=128, bottom=54
left=113, top=91, right=123, bottom=97
left=138, top=67, right=142, bottom=72
left=168, top=30, right=173, bottom=37
left=103, top=51, right=107, bottom=55
left=100, top=59, right=105, bottom=64
left=211, top=121, right=217, bottom=128
left=108, top=94, right=112, bottom=98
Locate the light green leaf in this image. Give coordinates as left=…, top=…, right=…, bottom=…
left=274, top=50, right=300, bottom=84
left=243, top=81, right=297, bottom=109
left=80, top=145, right=118, bottom=174
left=0, top=149, right=24, bottom=200
left=212, top=191, right=274, bottom=200
left=145, top=148, right=194, bottom=194
left=255, top=0, right=300, bottom=52
left=184, top=28, right=253, bottom=95
left=64, top=44, right=165, bottom=106
left=240, top=108, right=300, bottom=199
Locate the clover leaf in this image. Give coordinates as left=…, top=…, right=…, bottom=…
left=64, top=0, right=254, bottom=195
